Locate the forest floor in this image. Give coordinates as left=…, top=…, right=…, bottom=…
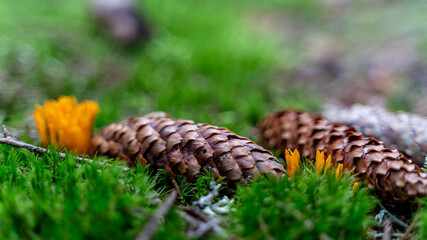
left=252, top=0, right=427, bottom=113
left=1, top=0, right=427, bottom=239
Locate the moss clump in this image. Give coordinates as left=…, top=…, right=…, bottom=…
left=231, top=162, right=376, bottom=240
left=0, top=145, right=187, bottom=239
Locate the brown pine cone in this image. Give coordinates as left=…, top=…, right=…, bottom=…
left=323, top=104, right=427, bottom=167
left=258, top=110, right=427, bottom=203
left=90, top=113, right=285, bottom=185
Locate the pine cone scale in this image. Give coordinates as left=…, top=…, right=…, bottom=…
left=200, top=125, right=248, bottom=181
left=151, top=118, right=198, bottom=176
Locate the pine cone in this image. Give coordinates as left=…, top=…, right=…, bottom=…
left=323, top=104, right=427, bottom=167
left=90, top=113, right=285, bottom=185
left=258, top=110, right=427, bottom=203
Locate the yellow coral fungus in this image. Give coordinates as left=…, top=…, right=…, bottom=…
left=284, top=149, right=359, bottom=191
left=316, top=150, right=331, bottom=174
left=335, top=163, right=343, bottom=179
left=285, top=149, right=300, bottom=178
left=352, top=181, right=359, bottom=191
left=33, top=96, right=99, bottom=154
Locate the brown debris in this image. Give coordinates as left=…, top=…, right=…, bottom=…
left=257, top=110, right=427, bottom=203
left=90, top=114, right=285, bottom=185
left=91, top=0, right=150, bottom=46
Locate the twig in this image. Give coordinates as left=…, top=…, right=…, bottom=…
left=378, top=203, right=410, bottom=229
left=136, top=190, right=178, bottom=240
left=374, top=233, right=411, bottom=239
left=178, top=205, right=212, bottom=223
left=382, top=216, right=392, bottom=240
left=172, top=179, right=183, bottom=198
left=193, top=220, right=219, bottom=238
left=402, top=201, right=422, bottom=239
left=158, top=187, right=177, bottom=198
left=178, top=210, right=207, bottom=236
left=2, top=125, right=11, bottom=138
left=178, top=206, right=224, bottom=238
left=178, top=210, right=204, bottom=229
left=177, top=181, right=228, bottom=238
left=0, top=125, right=129, bottom=171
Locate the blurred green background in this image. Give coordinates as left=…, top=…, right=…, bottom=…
left=1, top=0, right=427, bottom=139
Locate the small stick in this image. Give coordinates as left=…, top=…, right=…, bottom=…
left=2, top=125, right=11, bottom=138
left=177, top=182, right=227, bottom=238
left=136, top=190, right=178, bottom=240
left=0, top=125, right=129, bottom=171
left=177, top=211, right=204, bottom=233
left=178, top=205, right=212, bottom=223
left=378, top=203, right=410, bottom=229
left=402, top=202, right=422, bottom=239
left=158, top=185, right=183, bottom=198
left=178, top=206, right=223, bottom=237
left=172, top=179, right=183, bottom=198
left=193, top=220, right=218, bottom=238
left=382, top=216, right=392, bottom=240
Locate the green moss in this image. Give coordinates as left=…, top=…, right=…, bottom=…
left=416, top=198, right=427, bottom=239
left=231, top=162, right=376, bottom=240
left=0, top=145, right=187, bottom=239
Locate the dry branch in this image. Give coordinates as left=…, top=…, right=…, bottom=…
left=2, top=125, right=11, bottom=138
left=381, top=216, right=392, bottom=240
left=177, top=181, right=229, bottom=238
left=136, top=190, right=178, bottom=240
left=0, top=125, right=129, bottom=171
